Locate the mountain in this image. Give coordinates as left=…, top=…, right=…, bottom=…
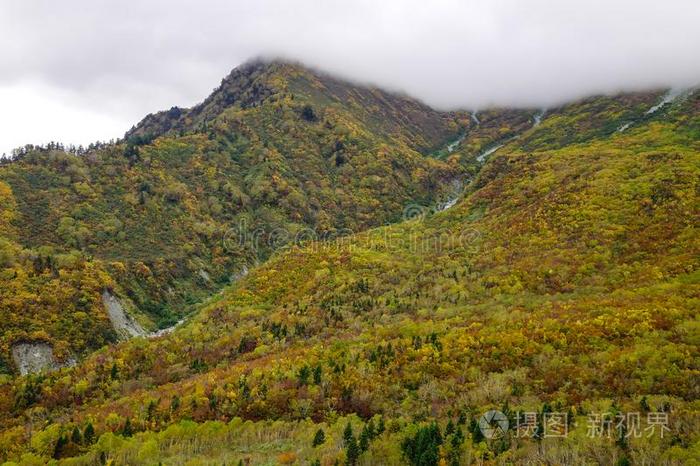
left=0, top=60, right=546, bottom=376
left=127, top=60, right=455, bottom=153
left=0, top=60, right=472, bottom=373
left=0, top=61, right=698, bottom=464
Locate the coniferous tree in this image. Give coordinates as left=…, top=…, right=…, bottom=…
left=313, top=364, right=322, bottom=385
left=346, top=433, right=360, bottom=466
left=71, top=426, right=82, bottom=444
left=366, top=419, right=376, bottom=439
left=343, top=422, right=354, bottom=447
left=171, top=395, right=181, bottom=413
left=452, top=427, right=464, bottom=446
left=401, top=422, right=442, bottom=466
left=122, top=418, right=133, bottom=437
left=298, top=365, right=311, bottom=386
left=445, top=419, right=455, bottom=436
left=301, top=104, right=317, bottom=122
left=359, top=424, right=370, bottom=452
left=83, top=422, right=95, bottom=444
left=312, top=428, right=326, bottom=447
left=640, top=396, right=650, bottom=413
left=377, top=417, right=386, bottom=435
left=147, top=399, right=157, bottom=421
left=54, top=435, right=68, bottom=459
left=469, top=418, right=484, bottom=443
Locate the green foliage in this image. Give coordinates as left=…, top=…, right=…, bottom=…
left=70, top=426, right=82, bottom=445
left=83, top=423, right=95, bottom=445
left=401, top=423, right=442, bottom=466
left=312, top=428, right=325, bottom=447
left=122, top=418, right=133, bottom=437
left=346, top=431, right=359, bottom=465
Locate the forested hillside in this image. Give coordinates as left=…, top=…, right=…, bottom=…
left=1, top=61, right=506, bottom=374
left=0, top=62, right=697, bottom=464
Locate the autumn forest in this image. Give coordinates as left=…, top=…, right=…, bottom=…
left=0, top=60, right=698, bottom=465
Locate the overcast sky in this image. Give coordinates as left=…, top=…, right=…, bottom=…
left=1, top=0, right=699, bottom=155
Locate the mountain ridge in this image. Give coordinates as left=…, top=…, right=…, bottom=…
left=125, top=59, right=460, bottom=155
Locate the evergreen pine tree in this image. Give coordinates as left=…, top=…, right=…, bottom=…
left=457, top=410, right=466, bottom=426
left=366, top=419, right=376, bottom=439
left=171, top=395, right=181, bottom=413
left=53, top=435, right=68, bottom=459
left=297, top=365, right=311, bottom=386
left=640, top=396, right=650, bottom=413
left=71, top=426, right=82, bottom=444
left=452, top=427, right=464, bottom=446
left=359, top=425, right=370, bottom=452
left=122, top=418, right=133, bottom=437
left=445, top=419, right=455, bottom=436
left=312, top=428, right=326, bottom=447
left=401, top=422, right=443, bottom=466
left=346, top=434, right=360, bottom=466
left=469, top=418, right=484, bottom=443
left=83, top=422, right=95, bottom=444
left=146, top=399, right=157, bottom=421
left=343, top=422, right=354, bottom=447
left=377, top=417, right=386, bottom=435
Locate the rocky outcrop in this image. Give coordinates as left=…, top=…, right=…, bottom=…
left=11, top=342, right=75, bottom=375
left=436, top=178, right=464, bottom=212
left=12, top=290, right=147, bottom=374
left=149, top=318, right=185, bottom=339
left=101, top=291, right=146, bottom=339
left=231, top=265, right=249, bottom=282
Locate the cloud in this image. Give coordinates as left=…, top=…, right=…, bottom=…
left=1, top=0, right=699, bottom=153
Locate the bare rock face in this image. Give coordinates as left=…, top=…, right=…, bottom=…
left=101, top=291, right=146, bottom=339
left=231, top=265, right=249, bottom=282
left=11, top=342, right=75, bottom=375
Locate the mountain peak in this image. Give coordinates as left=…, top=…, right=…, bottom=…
left=125, top=59, right=455, bottom=153
left=125, top=58, right=292, bottom=140
left=124, top=58, right=359, bottom=141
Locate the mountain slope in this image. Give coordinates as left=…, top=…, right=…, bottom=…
left=0, top=84, right=697, bottom=464
left=1, top=60, right=494, bottom=375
